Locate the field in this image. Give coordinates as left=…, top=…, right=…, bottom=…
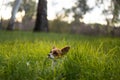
left=0, top=31, right=120, bottom=80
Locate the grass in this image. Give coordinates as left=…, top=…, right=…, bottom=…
left=0, top=31, right=120, bottom=80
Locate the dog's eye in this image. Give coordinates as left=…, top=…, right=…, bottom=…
left=53, top=51, right=58, bottom=56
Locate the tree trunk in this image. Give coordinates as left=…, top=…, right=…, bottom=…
left=0, top=18, right=2, bottom=30
left=34, top=0, right=49, bottom=32
left=7, top=0, right=22, bottom=30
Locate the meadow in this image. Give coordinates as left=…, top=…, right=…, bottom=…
left=0, top=31, right=120, bottom=80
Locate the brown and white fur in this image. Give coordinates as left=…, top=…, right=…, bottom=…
left=48, top=46, right=70, bottom=59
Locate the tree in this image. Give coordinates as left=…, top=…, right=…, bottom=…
left=96, top=0, right=120, bottom=26
left=34, top=0, right=49, bottom=32
left=21, top=0, right=36, bottom=21
left=112, top=0, right=120, bottom=24
left=0, top=19, right=2, bottom=30
left=7, top=0, right=22, bottom=30
left=65, top=0, right=92, bottom=24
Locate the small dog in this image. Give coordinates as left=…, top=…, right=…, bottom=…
left=48, top=46, right=70, bottom=59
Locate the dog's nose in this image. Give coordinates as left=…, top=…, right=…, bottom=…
left=48, top=54, right=50, bottom=57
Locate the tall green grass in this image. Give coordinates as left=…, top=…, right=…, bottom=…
left=0, top=31, right=120, bottom=80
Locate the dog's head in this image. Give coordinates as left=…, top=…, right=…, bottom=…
left=48, top=46, right=70, bottom=59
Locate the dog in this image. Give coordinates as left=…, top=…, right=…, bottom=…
left=48, top=46, right=70, bottom=59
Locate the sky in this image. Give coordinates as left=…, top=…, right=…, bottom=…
left=0, top=0, right=109, bottom=24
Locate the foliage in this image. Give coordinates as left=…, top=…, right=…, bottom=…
left=96, top=0, right=120, bottom=25
left=112, top=0, right=120, bottom=23
left=64, top=0, right=92, bottom=23
left=49, top=19, right=70, bottom=33
left=0, top=31, right=120, bottom=80
left=21, top=0, right=36, bottom=20
left=49, top=14, right=70, bottom=33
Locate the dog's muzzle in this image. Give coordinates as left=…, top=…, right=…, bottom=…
left=48, top=53, right=54, bottom=59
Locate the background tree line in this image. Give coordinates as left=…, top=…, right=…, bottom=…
left=0, top=0, right=120, bottom=36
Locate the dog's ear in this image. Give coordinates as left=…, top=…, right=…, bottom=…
left=61, top=46, right=70, bottom=54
